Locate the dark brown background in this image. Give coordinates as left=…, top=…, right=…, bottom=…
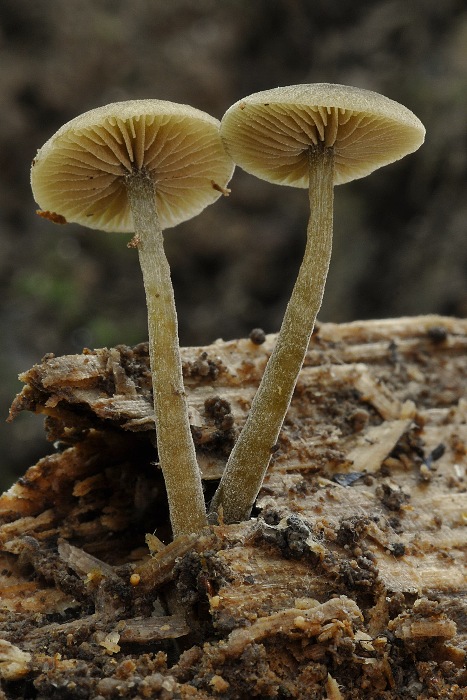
left=1, top=0, right=466, bottom=488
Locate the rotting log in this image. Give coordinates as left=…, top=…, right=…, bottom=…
left=0, top=316, right=466, bottom=699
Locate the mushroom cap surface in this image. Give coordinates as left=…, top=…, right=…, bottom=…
left=221, top=84, right=425, bottom=187
left=31, top=100, right=234, bottom=232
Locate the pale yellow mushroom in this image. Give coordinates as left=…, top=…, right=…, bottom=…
left=31, top=99, right=234, bottom=537
left=211, top=83, right=425, bottom=523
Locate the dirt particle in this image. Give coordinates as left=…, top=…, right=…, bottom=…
left=183, top=352, right=224, bottom=381
left=36, top=209, right=67, bottom=224
left=204, top=396, right=233, bottom=428
left=376, top=483, right=410, bottom=511
left=336, top=517, right=371, bottom=546
left=425, top=443, right=446, bottom=469
left=211, top=180, right=231, bottom=196
left=349, top=408, right=370, bottom=432
left=249, top=327, right=266, bottom=345
left=427, top=326, right=448, bottom=343
left=388, top=542, right=406, bottom=557
left=339, top=554, right=379, bottom=589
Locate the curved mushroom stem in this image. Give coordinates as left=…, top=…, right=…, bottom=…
left=126, top=171, right=207, bottom=537
left=209, top=145, right=334, bottom=523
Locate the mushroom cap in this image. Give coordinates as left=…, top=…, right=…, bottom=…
left=31, top=100, right=235, bottom=232
left=220, top=84, right=425, bottom=187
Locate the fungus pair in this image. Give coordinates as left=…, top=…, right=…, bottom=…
left=31, top=84, right=425, bottom=536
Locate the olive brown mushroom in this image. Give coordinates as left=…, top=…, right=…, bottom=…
left=211, top=83, right=425, bottom=523
left=31, top=99, right=234, bottom=537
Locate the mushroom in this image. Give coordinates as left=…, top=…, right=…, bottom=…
left=211, top=83, right=425, bottom=523
left=31, top=99, right=234, bottom=537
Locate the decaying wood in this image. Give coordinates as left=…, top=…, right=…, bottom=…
left=1, top=316, right=466, bottom=699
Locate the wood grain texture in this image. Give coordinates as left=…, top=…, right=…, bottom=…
left=1, top=316, right=466, bottom=698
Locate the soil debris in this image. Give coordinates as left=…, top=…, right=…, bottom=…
left=1, top=317, right=466, bottom=698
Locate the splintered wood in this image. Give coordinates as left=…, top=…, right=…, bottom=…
left=1, top=316, right=466, bottom=699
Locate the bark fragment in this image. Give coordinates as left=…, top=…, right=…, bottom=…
left=1, top=317, right=466, bottom=698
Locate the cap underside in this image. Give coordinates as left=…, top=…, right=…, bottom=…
left=31, top=101, right=234, bottom=232
left=221, top=84, right=425, bottom=187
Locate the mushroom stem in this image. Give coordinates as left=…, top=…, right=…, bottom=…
left=210, top=146, right=334, bottom=523
left=125, top=171, right=207, bottom=537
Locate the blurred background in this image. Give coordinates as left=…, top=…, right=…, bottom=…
left=1, top=0, right=466, bottom=489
